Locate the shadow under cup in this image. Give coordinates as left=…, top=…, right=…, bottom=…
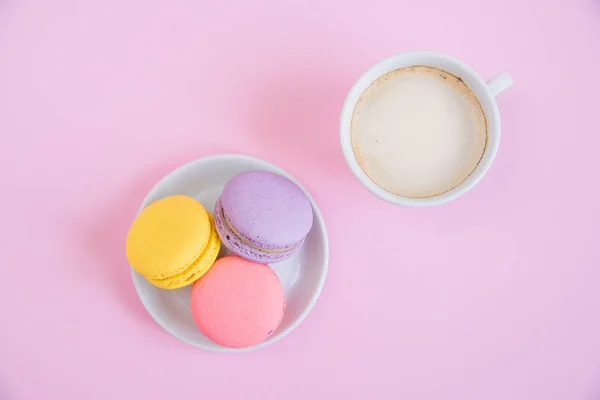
left=340, top=51, right=506, bottom=207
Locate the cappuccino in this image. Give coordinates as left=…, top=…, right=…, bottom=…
left=351, top=65, right=487, bottom=198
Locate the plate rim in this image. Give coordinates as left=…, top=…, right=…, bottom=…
left=130, top=153, right=330, bottom=352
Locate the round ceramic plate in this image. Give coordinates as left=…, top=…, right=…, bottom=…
left=130, top=154, right=329, bottom=352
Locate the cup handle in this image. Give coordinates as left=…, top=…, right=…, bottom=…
left=486, top=73, right=513, bottom=97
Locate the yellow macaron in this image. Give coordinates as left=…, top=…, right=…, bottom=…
left=126, top=195, right=221, bottom=289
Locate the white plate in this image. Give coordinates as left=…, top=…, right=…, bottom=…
left=130, top=154, right=329, bottom=352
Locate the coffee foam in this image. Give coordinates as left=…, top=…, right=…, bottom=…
left=351, top=65, right=487, bottom=198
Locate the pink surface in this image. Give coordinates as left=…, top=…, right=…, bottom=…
left=0, top=0, right=599, bottom=399
left=191, top=256, right=285, bottom=348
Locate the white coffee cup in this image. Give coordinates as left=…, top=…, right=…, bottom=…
left=340, top=51, right=513, bottom=207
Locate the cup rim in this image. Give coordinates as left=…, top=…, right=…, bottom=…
left=340, top=51, right=502, bottom=207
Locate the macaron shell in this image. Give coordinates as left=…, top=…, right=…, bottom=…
left=126, top=195, right=210, bottom=279
left=190, top=255, right=286, bottom=348
left=214, top=198, right=301, bottom=263
left=146, top=214, right=221, bottom=289
left=220, top=171, right=313, bottom=249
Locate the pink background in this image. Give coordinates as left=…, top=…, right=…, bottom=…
left=1, top=0, right=600, bottom=399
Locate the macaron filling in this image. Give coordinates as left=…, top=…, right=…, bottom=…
left=218, top=200, right=304, bottom=253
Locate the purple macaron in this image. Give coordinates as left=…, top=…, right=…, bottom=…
left=214, top=170, right=313, bottom=263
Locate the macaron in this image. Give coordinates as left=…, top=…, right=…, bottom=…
left=126, top=195, right=221, bottom=289
left=190, top=255, right=286, bottom=348
left=214, top=170, right=313, bottom=263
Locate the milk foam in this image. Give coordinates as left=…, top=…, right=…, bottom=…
left=351, top=65, right=487, bottom=198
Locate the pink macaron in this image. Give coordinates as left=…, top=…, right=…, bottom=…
left=190, top=255, right=286, bottom=348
